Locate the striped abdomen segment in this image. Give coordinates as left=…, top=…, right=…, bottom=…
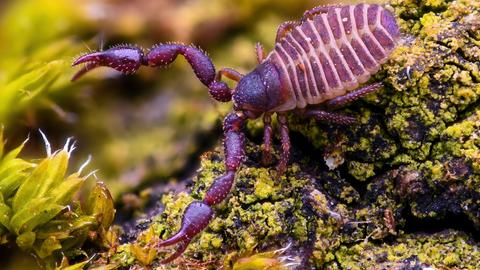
left=269, top=4, right=400, bottom=110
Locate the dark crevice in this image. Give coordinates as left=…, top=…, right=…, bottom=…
left=298, top=198, right=320, bottom=270
left=458, top=94, right=480, bottom=120
left=443, top=58, right=480, bottom=84
left=401, top=205, right=480, bottom=242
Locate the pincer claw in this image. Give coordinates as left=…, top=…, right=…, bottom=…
left=71, top=46, right=145, bottom=81
left=157, top=201, right=213, bottom=263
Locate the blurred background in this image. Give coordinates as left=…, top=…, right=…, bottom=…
left=0, top=0, right=381, bottom=268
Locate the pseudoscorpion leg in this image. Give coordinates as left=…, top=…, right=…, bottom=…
left=261, top=113, right=274, bottom=166
left=301, top=5, right=339, bottom=21
left=216, top=68, right=244, bottom=82
left=325, top=82, right=383, bottom=109
left=255, top=43, right=266, bottom=63
left=299, top=109, right=356, bottom=125
left=276, top=113, right=291, bottom=177
left=276, top=21, right=299, bottom=43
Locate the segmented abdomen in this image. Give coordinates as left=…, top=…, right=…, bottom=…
left=268, top=4, right=400, bottom=110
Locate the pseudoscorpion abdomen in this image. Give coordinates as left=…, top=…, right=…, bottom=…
left=269, top=4, right=400, bottom=109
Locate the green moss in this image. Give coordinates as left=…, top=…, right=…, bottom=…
left=0, top=129, right=115, bottom=269
left=0, top=0, right=91, bottom=126
left=110, top=244, right=136, bottom=266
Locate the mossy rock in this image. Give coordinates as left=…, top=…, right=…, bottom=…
left=90, top=0, right=480, bottom=269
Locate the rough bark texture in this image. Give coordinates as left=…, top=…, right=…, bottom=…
left=91, top=0, right=480, bottom=269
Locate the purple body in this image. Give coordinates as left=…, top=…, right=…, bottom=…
left=72, top=3, right=399, bottom=264
left=246, top=4, right=400, bottom=111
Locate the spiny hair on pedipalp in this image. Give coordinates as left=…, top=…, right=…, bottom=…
left=71, top=50, right=98, bottom=64
left=110, top=43, right=143, bottom=50
left=150, top=41, right=187, bottom=50
left=148, top=42, right=210, bottom=57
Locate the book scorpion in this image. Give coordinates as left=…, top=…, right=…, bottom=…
left=72, top=4, right=400, bottom=263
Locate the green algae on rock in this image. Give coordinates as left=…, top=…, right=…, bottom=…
left=332, top=230, right=480, bottom=270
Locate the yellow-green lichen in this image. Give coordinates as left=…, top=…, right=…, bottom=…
left=333, top=231, right=480, bottom=269
left=347, top=161, right=375, bottom=181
